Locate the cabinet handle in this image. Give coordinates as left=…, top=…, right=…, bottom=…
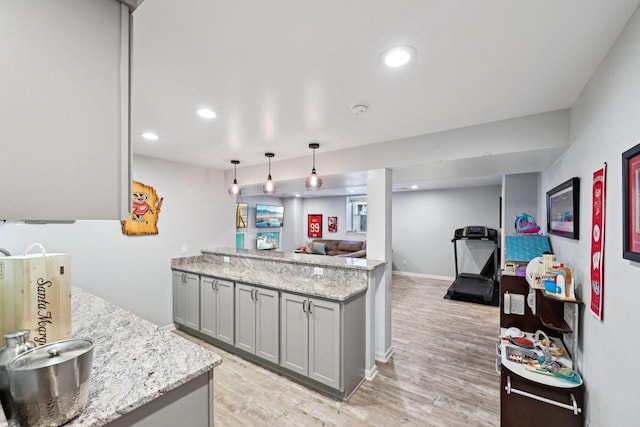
left=505, top=376, right=582, bottom=415
left=182, top=273, right=186, bottom=284
left=308, top=300, right=313, bottom=314
left=250, top=289, right=255, bottom=300
left=302, top=300, right=307, bottom=313
left=254, top=289, right=258, bottom=301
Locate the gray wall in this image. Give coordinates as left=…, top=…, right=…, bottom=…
left=501, top=172, right=539, bottom=265
left=538, top=7, right=640, bottom=425
left=0, top=155, right=234, bottom=326
left=301, top=196, right=367, bottom=243
left=392, top=185, right=501, bottom=278
left=236, top=195, right=283, bottom=251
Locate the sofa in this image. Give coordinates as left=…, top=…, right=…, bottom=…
left=307, top=239, right=367, bottom=258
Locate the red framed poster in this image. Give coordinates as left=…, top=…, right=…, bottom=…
left=308, top=214, right=323, bottom=238
left=623, top=142, right=640, bottom=262
left=328, top=216, right=337, bottom=232
left=590, top=164, right=606, bottom=320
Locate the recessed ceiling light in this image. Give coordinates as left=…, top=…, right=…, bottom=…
left=349, top=190, right=355, bottom=193
left=411, top=185, right=418, bottom=190
left=382, top=46, right=416, bottom=68
left=295, top=194, right=301, bottom=198
left=141, top=132, right=159, bottom=141
left=197, top=108, right=217, bottom=119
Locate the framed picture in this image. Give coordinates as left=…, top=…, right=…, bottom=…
left=328, top=216, right=337, bottom=232
left=623, top=142, right=640, bottom=262
left=236, top=233, right=245, bottom=249
left=236, top=203, right=248, bottom=228
left=308, top=214, right=322, bottom=238
left=546, top=177, right=580, bottom=239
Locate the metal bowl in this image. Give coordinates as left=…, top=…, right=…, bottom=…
left=6, top=338, right=94, bottom=427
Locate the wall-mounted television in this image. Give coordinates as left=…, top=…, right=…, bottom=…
left=255, top=204, right=284, bottom=228
left=256, top=231, right=280, bottom=250
left=236, top=203, right=248, bottom=228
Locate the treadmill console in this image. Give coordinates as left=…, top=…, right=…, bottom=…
left=453, top=226, right=498, bottom=242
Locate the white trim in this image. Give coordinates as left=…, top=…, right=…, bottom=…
left=375, top=346, right=395, bottom=363
left=365, top=365, right=378, bottom=381
left=160, top=323, right=176, bottom=332
left=392, top=270, right=455, bottom=281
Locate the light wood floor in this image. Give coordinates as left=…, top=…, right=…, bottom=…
left=176, top=275, right=500, bottom=426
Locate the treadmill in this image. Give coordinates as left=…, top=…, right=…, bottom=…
left=446, top=226, right=499, bottom=304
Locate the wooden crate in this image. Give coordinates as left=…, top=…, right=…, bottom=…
left=0, top=244, right=71, bottom=345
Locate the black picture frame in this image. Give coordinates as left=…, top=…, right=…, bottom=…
left=546, top=177, right=580, bottom=239
left=622, top=142, right=640, bottom=262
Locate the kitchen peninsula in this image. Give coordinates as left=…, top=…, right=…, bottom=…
left=0, top=288, right=221, bottom=427
left=172, top=248, right=385, bottom=400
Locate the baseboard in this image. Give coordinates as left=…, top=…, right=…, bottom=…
left=365, top=365, right=378, bottom=381
left=160, top=323, right=176, bottom=332
left=392, top=270, right=455, bottom=282
left=375, top=346, right=394, bottom=363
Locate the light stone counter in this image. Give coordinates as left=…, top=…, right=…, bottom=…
left=172, top=248, right=386, bottom=301
left=0, top=288, right=221, bottom=427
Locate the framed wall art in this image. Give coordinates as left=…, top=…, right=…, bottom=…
left=623, top=142, right=640, bottom=262
left=236, top=203, right=248, bottom=228
left=328, top=216, right=337, bottom=232
left=308, top=214, right=323, bottom=238
left=546, top=177, right=580, bottom=239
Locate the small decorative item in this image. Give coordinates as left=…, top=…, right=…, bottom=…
left=623, top=142, right=640, bottom=262
left=328, top=216, right=337, bottom=232
left=236, top=233, right=245, bottom=249
left=546, top=177, right=580, bottom=239
left=308, top=214, right=323, bottom=238
left=590, top=164, right=607, bottom=320
left=121, top=181, right=164, bottom=236
left=514, top=213, right=540, bottom=234
left=236, top=203, right=248, bottom=228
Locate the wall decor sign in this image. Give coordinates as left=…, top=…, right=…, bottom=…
left=121, top=181, right=164, bottom=236
left=328, top=216, right=337, bottom=232
left=308, top=214, right=323, bottom=238
left=236, top=203, right=248, bottom=228
left=622, top=142, right=640, bottom=262
left=546, top=177, right=580, bottom=239
left=590, top=164, right=607, bottom=320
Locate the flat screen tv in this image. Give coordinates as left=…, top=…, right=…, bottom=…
left=256, top=231, right=280, bottom=250
left=255, top=204, right=284, bottom=228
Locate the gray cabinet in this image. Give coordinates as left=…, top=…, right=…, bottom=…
left=235, top=283, right=279, bottom=364
left=173, top=271, right=200, bottom=330
left=280, top=293, right=341, bottom=389
left=200, top=276, right=234, bottom=345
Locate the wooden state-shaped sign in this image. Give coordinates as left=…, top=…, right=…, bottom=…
left=121, top=181, right=164, bottom=236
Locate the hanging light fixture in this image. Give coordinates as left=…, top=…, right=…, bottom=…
left=305, top=143, right=323, bottom=190
left=263, top=153, right=277, bottom=194
left=228, top=160, right=242, bottom=196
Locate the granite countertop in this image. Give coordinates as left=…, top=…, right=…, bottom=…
left=0, top=288, right=221, bottom=427
left=173, top=261, right=368, bottom=301
left=201, top=247, right=386, bottom=271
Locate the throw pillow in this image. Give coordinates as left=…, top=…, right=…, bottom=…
left=311, top=242, right=327, bottom=255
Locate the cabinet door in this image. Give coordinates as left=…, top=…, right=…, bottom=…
left=200, top=276, right=217, bottom=337
left=173, top=272, right=187, bottom=326
left=255, top=287, right=279, bottom=364
left=308, top=298, right=341, bottom=388
left=280, top=293, right=308, bottom=376
left=235, top=283, right=256, bottom=354
left=215, top=279, right=235, bottom=345
left=184, top=273, right=200, bottom=330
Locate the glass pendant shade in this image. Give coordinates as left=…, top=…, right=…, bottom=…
left=305, top=143, right=322, bottom=190
left=228, top=160, right=242, bottom=196
left=263, top=153, right=277, bottom=194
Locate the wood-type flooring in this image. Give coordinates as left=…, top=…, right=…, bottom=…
left=175, top=274, right=500, bottom=426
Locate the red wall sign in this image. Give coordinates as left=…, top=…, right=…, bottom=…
left=308, top=214, right=323, bottom=238
left=590, top=165, right=606, bottom=320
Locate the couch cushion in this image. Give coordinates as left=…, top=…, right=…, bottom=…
left=337, top=240, right=364, bottom=252
left=311, top=242, right=327, bottom=255
left=313, top=239, right=339, bottom=253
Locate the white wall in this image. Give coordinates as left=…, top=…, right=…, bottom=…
left=0, top=155, right=234, bottom=326
left=538, top=7, right=640, bottom=426
left=392, top=186, right=501, bottom=278
left=301, top=196, right=367, bottom=243
left=501, top=173, right=540, bottom=266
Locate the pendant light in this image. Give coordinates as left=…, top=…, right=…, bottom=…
left=228, top=160, right=242, bottom=196
left=305, top=143, right=323, bottom=190
left=263, top=153, right=277, bottom=194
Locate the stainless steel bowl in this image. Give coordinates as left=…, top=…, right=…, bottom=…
left=6, top=338, right=94, bottom=427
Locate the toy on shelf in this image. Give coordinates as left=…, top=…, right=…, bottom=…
left=525, top=255, right=576, bottom=300
left=514, top=213, right=541, bottom=234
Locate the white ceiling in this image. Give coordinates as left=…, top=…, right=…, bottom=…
left=130, top=0, right=640, bottom=192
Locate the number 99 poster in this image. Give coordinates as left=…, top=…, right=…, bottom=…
left=308, top=214, right=323, bottom=238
